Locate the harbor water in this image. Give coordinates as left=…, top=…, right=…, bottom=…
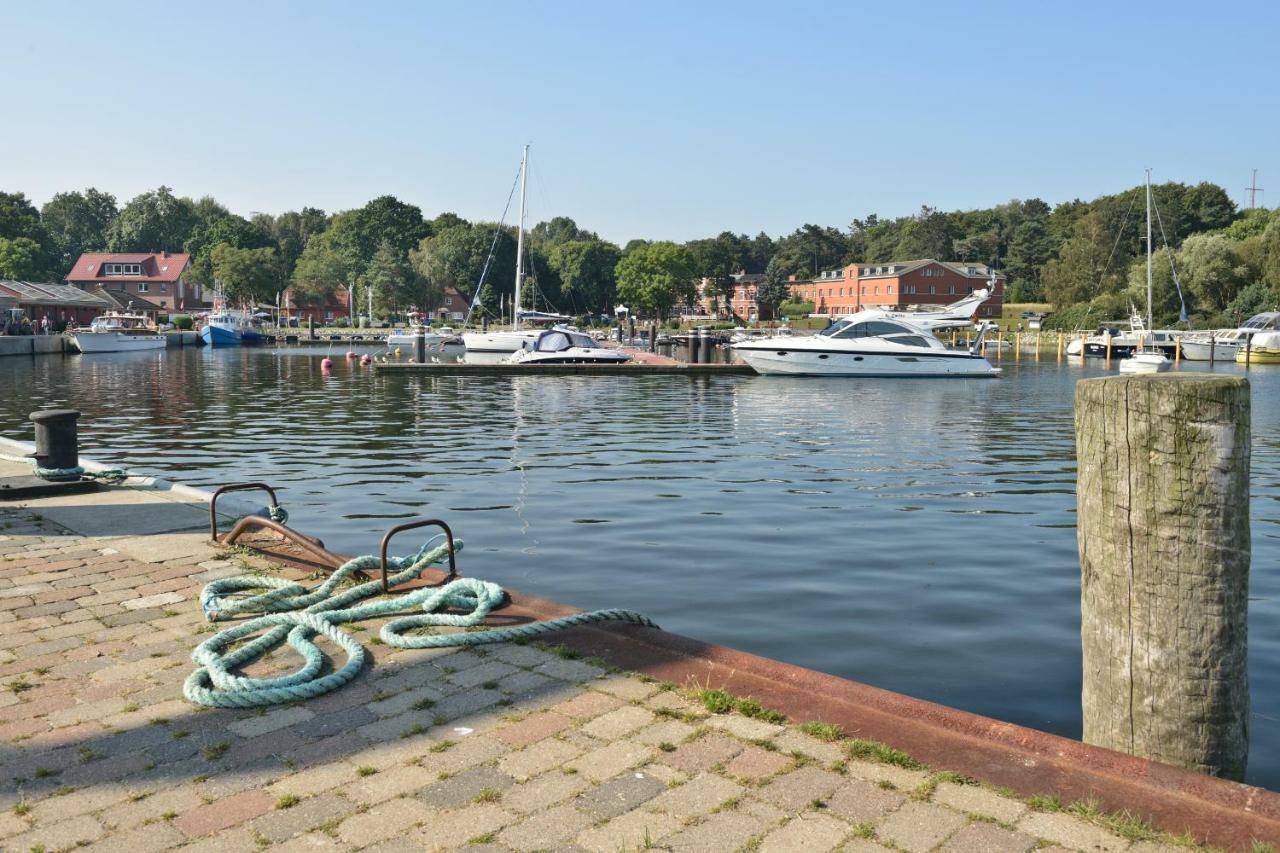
left=3, top=346, right=1278, bottom=787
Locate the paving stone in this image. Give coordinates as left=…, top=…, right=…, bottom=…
left=77, top=822, right=187, bottom=852
left=845, top=759, right=930, bottom=790
left=498, top=735, right=584, bottom=781
left=592, top=675, right=660, bottom=701
left=646, top=771, right=746, bottom=819
left=272, top=831, right=348, bottom=851
left=447, top=659, right=518, bottom=688
left=251, top=792, right=357, bottom=843
left=581, top=704, right=656, bottom=740
left=417, top=733, right=506, bottom=776
left=774, top=729, right=844, bottom=763
left=417, top=764, right=515, bottom=809
left=659, top=731, right=743, bottom=773
left=724, top=744, right=793, bottom=781
left=501, top=767, right=592, bottom=813
left=496, top=668, right=556, bottom=697
left=825, top=778, right=905, bottom=824
left=758, top=812, right=852, bottom=852
left=934, top=782, right=1028, bottom=824
left=122, top=591, right=185, bottom=610
left=342, top=763, right=437, bottom=805
left=632, top=717, right=697, bottom=747
left=552, top=688, right=624, bottom=720
left=572, top=770, right=666, bottom=819
left=493, top=710, right=574, bottom=748
left=487, top=642, right=556, bottom=667
left=227, top=704, right=315, bottom=737
left=534, top=656, right=605, bottom=682
left=1017, top=810, right=1132, bottom=852
left=367, top=684, right=445, bottom=718
left=336, top=799, right=424, bottom=846
left=565, top=738, right=655, bottom=782
left=4, top=814, right=106, bottom=851
left=756, top=766, right=847, bottom=812
left=877, top=800, right=968, bottom=853
left=172, top=788, right=276, bottom=837
left=575, top=807, right=681, bottom=852
left=295, top=703, right=377, bottom=740
left=940, top=821, right=1038, bottom=853
left=497, top=802, right=594, bottom=852
left=664, top=809, right=768, bottom=852
left=417, top=803, right=518, bottom=849
left=705, top=711, right=786, bottom=740
left=265, top=760, right=357, bottom=799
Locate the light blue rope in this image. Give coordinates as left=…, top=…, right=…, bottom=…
left=185, top=538, right=656, bottom=708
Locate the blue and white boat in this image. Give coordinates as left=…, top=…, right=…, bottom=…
left=200, top=308, right=266, bottom=346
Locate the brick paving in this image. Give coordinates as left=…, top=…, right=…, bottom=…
left=0, top=502, right=1189, bottom=851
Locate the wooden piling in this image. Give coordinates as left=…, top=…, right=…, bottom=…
left=1057, top=333, right=1064, bottom=364
left=1105, top=334, right=1112, bottom=368
left=1079, top=334, right=1086, bottom=366
left=1035, top=331, right=1041, bottom=361
left=1014, top=332, right=1021, bottom=361
left=1075, top=375, right=1251, bottom=780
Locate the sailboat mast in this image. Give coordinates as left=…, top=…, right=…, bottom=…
left=1145, top=168, right=1153, bottom=331
left=513, top=145, right=529, bottom=330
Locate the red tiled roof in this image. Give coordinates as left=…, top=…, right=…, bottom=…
left=66, top=252, right=191, bottom=284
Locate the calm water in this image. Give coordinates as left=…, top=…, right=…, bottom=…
left=3, top=347, right=1277, bottom=787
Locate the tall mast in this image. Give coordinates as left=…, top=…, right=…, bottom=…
left=1152, top=169, right=1162, bottom=333
left=513, top=145, right=528, bottom=330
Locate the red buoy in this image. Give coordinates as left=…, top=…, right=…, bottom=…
left=345, top=351, right=357, bottom=360
left=320, top=357, right=333, bottom=371
left=360, top=353, right=372, bottom=365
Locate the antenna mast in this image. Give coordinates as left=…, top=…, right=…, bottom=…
left=1245, top=170, right=1265, bottom=210
left=513, top=145, right=529, bottom=330
left=1146, top=169, right=1153, bottom=332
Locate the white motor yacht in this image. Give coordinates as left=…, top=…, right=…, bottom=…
left=70, top=313, right=165, bottom=353
left=733, top=312, right=999, bottom=377
left=507, top=329, right=632, bottom=365
left=386, top=312, right=446, bottom=348
left=1180, top=314, right=1280, bottom=361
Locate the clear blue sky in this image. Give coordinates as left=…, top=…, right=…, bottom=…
left=4, top=0, right=1277, bottom=244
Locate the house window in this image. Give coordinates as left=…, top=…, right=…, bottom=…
left=929, top=285, right=936, bottom=295
left=874, top=286, right=879, bottom=295
left=160, top=284, right=168, bottom=293
left=887, top=286, right=894, bottom=294
left=948, top=285, right=955, bottom=294
left=137, top=283, right=148, bottom=293
left=103, top=263, right=142, bottom=276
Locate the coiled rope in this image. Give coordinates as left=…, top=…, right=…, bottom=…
left=32, top=463, right=128, bottom=484
left=184, top=536, right=657, bottom=708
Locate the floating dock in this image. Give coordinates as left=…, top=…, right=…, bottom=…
left=373, top=360, right=755, bottom=376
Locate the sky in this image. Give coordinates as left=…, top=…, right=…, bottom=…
left=4, top=0, right=1278, bottom=244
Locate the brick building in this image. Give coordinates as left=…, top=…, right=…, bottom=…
left=65, top=252, right=199, bottom=313
left=435, top=287, right=468, bottom=322
left=694, top=272, right=767, bottom=320
left=281, top=286, right=352, bottom=324
left=789, top=259, right=1003, bottom=319
left=0, top=281, right=112, bottom=328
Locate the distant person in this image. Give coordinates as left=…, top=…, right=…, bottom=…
left=40, top=315, right=49, bottom=335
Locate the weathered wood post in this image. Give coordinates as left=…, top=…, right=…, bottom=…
left=1075, top=375, right=1250, bottom=780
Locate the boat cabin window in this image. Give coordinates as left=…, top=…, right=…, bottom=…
left=886, top=334, right=931, bottom=348
left=534, top=331, right=596, bottom=352
left=818, top=320, right=852, bottom=337
left=1243, top=314, right=1280, bottom=331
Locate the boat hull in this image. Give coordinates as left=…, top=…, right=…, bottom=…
left=1179, top=340, right=1241, bottom=361
left=1237, top=346, right=1280, bottom=365
left=462, top=330, right=542, bottom=353
left=201, top=325, right=243, bottom=346
left=71, top=332, right=166, bottom=353
left=386, top=332, right=446, bottom=348
left=734, top=346, right=998, bottom=377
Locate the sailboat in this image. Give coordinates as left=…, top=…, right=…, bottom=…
left=462, top=146, right=546, bottom=354
left=1118, top=170, right=1172, bottom=375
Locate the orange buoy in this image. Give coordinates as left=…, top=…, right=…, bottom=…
left=345, top=351, right=356, bottom=360
left=360, top=353, right=372, bottom=365
left=320, top=357, right=333, bottom=371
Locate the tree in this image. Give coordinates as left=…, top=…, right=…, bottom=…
left=530, top=216, right=596, bottom=248
left=256, top=207, right=328, bottom=280
left=185, top=214, right=274, bottom=287
left=1005, top=219, right=1054, bottom=300
left=756, top=256, right=793, bottom=318
left=893, top=205, right=957, bottom=260
left=331, top=196, right=429, bottom=271
left=366, top=240, right=418, bottom=316
left=1263, top=217, right=1280, bottom=292
left=107, top=186, right=197, bottom=252
left=0, top=191, right=45, bottom=242
left=771, top=224, right=849, bottom=278
left=548, top=239, right=621, bottom=314
left=1177, top=234, right=1247, bottom=314
left=291, top=230, right=355, bottom=306
left=211, top=244, right=280, bottom=306
left=410, top=223, right=517, bottom=309
left=40, top=188, right=117, bottom=271
left=1042, top=212, right=1127, bottom=307
left=0, top=237, right=41, bottom=279
left=686, top=234, right=740, bottom=311
left=614, top=241, right=696, bottom=319
left=1181, top=182, right=1237, bottom=234
left=0, top=192, right=54, bottom=278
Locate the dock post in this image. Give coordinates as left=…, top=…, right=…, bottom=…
left=414, top=331, right=426, bottom=363
left=1175, top=335, right=1182, bottom=365
left=1075, top=375, right=1250, bottom=780
left=308, top=316, right=315, bottom=341
left=1035, top=331, right=1041, bottom=361
left=1105, top=334, right=1112, bottom=368
left=1014, top=332, right=1021, bottom=361
left=30, top=409, right=81, bottom=473
left=1209, top=336, right=1216, bottom=365
left=1079, top=334, right=1086, bottom=366
left=649, top=323, right=656, bottom=353
left=1057, top=333, right=1063, bottom=364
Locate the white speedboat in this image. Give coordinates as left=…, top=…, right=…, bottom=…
left=1118, top=351, right=1171, bottom=373
left=733, top=312, right=999, bottom=377
left=507, top=329, right=631, bottom=365
left=386, top=312, right=446, bottom=348
left=70, top=313, right=165, bottom=353
left=462, top=328, right=543, bottom=353
left=1116, top=170, right=1176, bottom=376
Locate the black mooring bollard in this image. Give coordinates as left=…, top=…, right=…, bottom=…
left=30, top=409, right=81, bottom=472
left=414, top=331, right=427, bottom=363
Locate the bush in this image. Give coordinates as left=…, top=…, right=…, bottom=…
left=170, top=315, right=194, bottom=330
left=333, top=317, right=350, bottom=328
left=777, top=300, right=815, bottom=317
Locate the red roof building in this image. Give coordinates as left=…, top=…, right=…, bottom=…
left=65, top=252, right=200, bottom=313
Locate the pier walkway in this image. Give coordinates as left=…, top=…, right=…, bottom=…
left=0, top=461, right=1266, bottom=850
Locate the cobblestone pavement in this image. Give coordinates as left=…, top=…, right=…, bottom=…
left=0, top=505, right=1191, bottom=852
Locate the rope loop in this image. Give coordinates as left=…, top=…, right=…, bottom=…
left=185, top=537, right=656, bottom=707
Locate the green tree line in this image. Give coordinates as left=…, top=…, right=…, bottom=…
left=1, top=180, right=1277, bottom=325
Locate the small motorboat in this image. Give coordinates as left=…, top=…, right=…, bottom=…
left=507, top=329, right=632, bottom=365
left=70, top=312, right=165, bottom=353
left=386, top=312, right=446, bottom=348
left=1118, top=350, right=1171, bottom=374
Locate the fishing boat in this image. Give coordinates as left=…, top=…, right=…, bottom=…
left=507, top=329, right=631, bottom=365
left=733, top=312, right=999, bottom=377
left=70, top=312, right=165, bottom=353
left=200, top=308, right=265, bottom=346
left=1117, top=171, right=1171, bottom=374
left=463, top=146, right=554, bottom=355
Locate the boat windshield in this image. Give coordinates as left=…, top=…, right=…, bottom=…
left=1242, top=313, right=1280, bottom=331
left=825, top=320, right=916, bottom=340
left=534, top=331, right=598, bottom=352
